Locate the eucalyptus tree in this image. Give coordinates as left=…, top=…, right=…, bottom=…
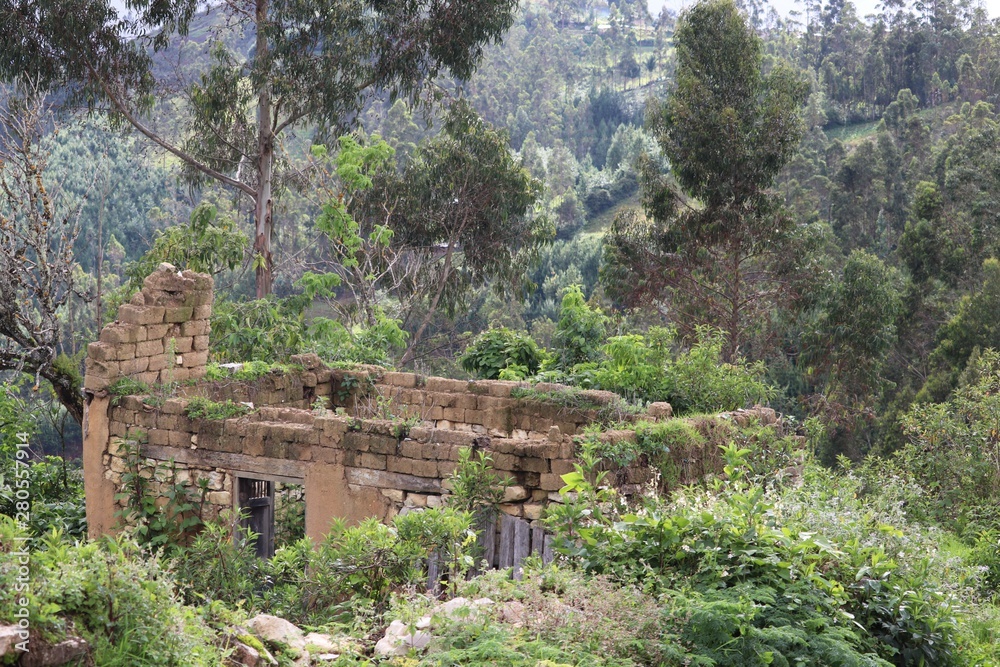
left=0, top=0, right=520, bottom=297
left=602, top=0, right=808, bottom=360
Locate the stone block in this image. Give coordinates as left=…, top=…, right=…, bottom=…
left=136, top=370, right=160, bottom=385
left=87, top=341, right=116, bottom=362
left=409, top=459, right=438, bottom=478
left=424, top=377, right=468, bottom=393
left=135, top=339, right=164, bottom=357
left=399, top=439, right=423, bottom=459
left=181, top=319, right=210, bottom=336
left=523, top=504, right=544, bottom=521
left=181, top=350, right=209, bottom=368
left=119, top=304, right=165, bottom=326
left=436, top=461, right=456, bottom=477
left=551, top=459, right=576, bottom=475
left=164, top=306, right=193, bottom=323
left=387, top=456, right=413, bottom=475
left=502, top=485, right=529, bottom=502
left=193, top=335, right=210, bottom=351
left=263, top=440, right=288, bottom=459
left=207, top=491, right=232, bottom=506
left=491, top=453, right=517, bottom=471
left=100, top=323, right=139, bottom=345
left=369, top=435, right=399, bottom=455
left=85, top=358, right=119, bottom=379
left=382, top=372, right=417, bottom=388
left=454, top=394, right=479, bottom=411
left=289, top=443, right=312, bottom=461
left=342, top=432, right=371, bottom=451
left=119, top=356, right=150, bottom=375
left=381, top=488, right=405, bottom=502
left=360, top=452, right=387, bottom=470
left=498, top=503, right=523, bottom=517
left=167, top=430, right=189, bottom=447
left=170, top=336, right=193, bottom=353
left=442, top=407, right=466, bottom=423
left=539, top=473, right=565, bottom=491
left=147, top=355, right=168, bottom=372
left=146, top=324, right=169, bottom=339
left=313, top=447, right=343, bottom=464
left=193, top=304, right=212, bottom=319
left=488, top=381, right=518, bottom=398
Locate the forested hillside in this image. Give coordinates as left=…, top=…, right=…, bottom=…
left=4, top=0, right=1000, bottom=664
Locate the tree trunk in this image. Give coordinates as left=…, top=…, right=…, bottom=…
left=400, top=241, right=457, bottom=367
left=46, top=370, right=84, bottom=425
left=254, top=0, right=274, bottom=299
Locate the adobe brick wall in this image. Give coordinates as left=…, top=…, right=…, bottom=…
left=83, top=266, right=782, bottom=543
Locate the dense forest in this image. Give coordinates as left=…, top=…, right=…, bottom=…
left=4, top=0, right=1000, bottom=664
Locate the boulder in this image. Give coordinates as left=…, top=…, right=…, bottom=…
left=19, top=636, right=89, bottom=667
left=373, top=620, right=432, bottom=657
left=0, top=624, right=27, bottom=658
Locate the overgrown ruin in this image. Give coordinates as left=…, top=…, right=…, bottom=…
left=82, top=264, right=777, bottom=560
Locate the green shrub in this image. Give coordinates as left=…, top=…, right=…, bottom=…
left=665, top=327, right=775, bottom=413
left=0, top=518, right=224, bottom=666
left=184, top=397, right=253, bottom=420
left=551, top=285, right=607, bottom=370
left=460, top=327, right=544, bottom=379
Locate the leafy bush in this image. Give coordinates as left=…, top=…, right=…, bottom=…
left=184, top=397, right=253, bottom=420
left=591, top=328, right=672, bottom=403
left=551, top=285, right=607, bottom=370
left=545, top=446, right=967, bottom=666
left=459, top=327, right=544, bottom=379
left=0, top=518, right=224, bottom=666
left=664, top=327, right=775, bottom=413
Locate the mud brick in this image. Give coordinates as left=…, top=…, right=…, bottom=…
left=181, top=350, right=209, bottom=368
left=193, top=305, right=212, bottom=320
left=147, top=429, right=169, bottom=446
left=87, top=342, right=116, bottom=362
left=437, top=461, right=457, bottom=476
left=86, top=358, right=119, bottom=379
left=409, top=459, right=438, bottom=477
left=121, top=396, right=145, bottom=411
left=519, top=457, right=550, bottom=473
left=135, top=339, right=164, bottom=357
left=119, top=356, right=150, bottom=375
left=454, top=394, right=478, bottom=410
left=369, top=435, right=399, bottom=455
left=490, top=453, right=518, bottom=471
left=314, top=447, right=343, bottom=464
left=193, top=335, right=210, bottom=352
left=119, top=304, right=166, bottom=326
left=359, top=452, right=387, bottom=470
left=147, top=355, right=168, bottom=372
left=442, top=407, right=466, bottom=422
left=135, top=410, right=158, bottom=429
left=263, top=439, right=288, bottom=459
left=425, top=406, right=444, bottom=420
left=387, top=456, right=413, bottom=475
left=539, top=473, right=565, bottom=491
left=157, top=414, right=182, bottom=431
left=171, top=337, right=194, bottom=353
left=164, top=306, right=193, bottom=323
left=146, top=324, right=169, bottom=339
left=100, top=323, right=139, bottom=345
left=289, top=443, right=313, bottom=461
left=343, top=431, right=374, bottom=451
left=135, top=370, right=159, bottom=385
left=424, top=377, right=468, bottom=393
left=181, top=319, right=210, bottom=336
left=168, top=430, right=189, bottom=447
left=244, top=433, right=264, bottom=457
left=551, top=459, right=576, bottom=475
left=109, top=420, right=126, bottom=437
left=383, top=372, right=417, bottom=388
left=464, top=409, right=487, bottom=425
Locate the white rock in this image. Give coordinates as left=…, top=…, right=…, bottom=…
left=374, top=620, right=432, bottom=656
left=246, top=614, right=305, bottom=651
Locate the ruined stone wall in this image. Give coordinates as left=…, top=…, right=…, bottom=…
left=84, top=264, right=213, bottom=392
left=84, top=265, right=774, bottom=546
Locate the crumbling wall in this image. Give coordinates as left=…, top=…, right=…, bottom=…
left=84, top=265, right=782, bottom=546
